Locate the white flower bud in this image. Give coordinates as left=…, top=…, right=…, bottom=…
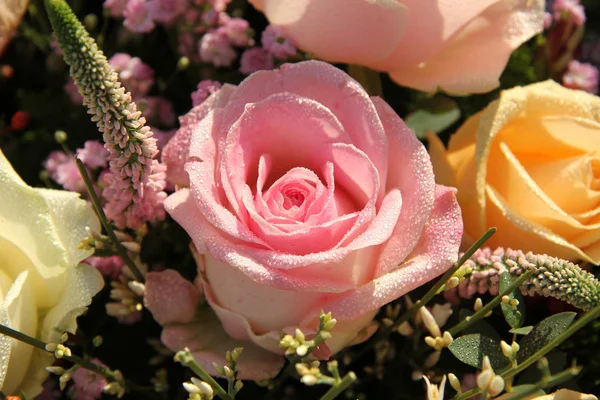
left=488, top=375, right=505, bottom=396
left=420, top=307, right=442, bottom=338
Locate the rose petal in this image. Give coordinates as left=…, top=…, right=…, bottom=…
left=371, top=97, right=436, bottom=277
left=222, top=61, right=389, bottom=201
left=385, top=0, right=544, bottom=93
left=316, top=185, right=462, bottom=321
left=221, top=92, right=354, bottom=219
left=144, top=270, right=202, bottom=325
left=372, top=0, right=499, bottom=70
left=484, top=185, right=592, bottom=262
left=162, top=84, right=236, bottom=186
left=160, top=307, right=284, bottom=380
left=1, top=271, right=37, bottom=396
left=250, top=0, right=408, bottom=65
left=166, top=189, right=377, bottom=291
left=0, top=151, right=99, bottom=308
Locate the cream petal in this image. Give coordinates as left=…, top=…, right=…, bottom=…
left=0, top=150, right=98, bottom=308
left=1, top=271, right=37, bottom=396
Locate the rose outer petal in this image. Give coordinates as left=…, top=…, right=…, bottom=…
left=144, top=270, right=202, bottom=325
left=371, top=97, right=436, bottom=278
left=160, top=307, right=284, bottom=381
left=162, top=84, right=236, bottom=186
left=249, top=0, right=408, bottom=66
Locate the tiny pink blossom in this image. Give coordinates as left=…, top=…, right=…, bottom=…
left=152, top=128, right=177, bottom=151
left=553, top=0, right=586, bottom=26
left=109, top=53, right=155, bottom=96
left=562, top=60, right=599, bottom=93
left=201, top=9, right=220, bottom=26
left=209, top=0, right=231, bottom=12
left=261, top=25, right=296, bottom=59
left=219, top=18, right=253, bottom=47
left=44, top=151, right=85, bottom=193
left=544, top=12, right=553, bottom=29
left=138, top=96, right=176, bottom=127
left=84, top=256, right=124, bottom=278
left=69, top=358, right=108, bottom=400
left=64, top=78, right=84, bottom=105
left=148, top=0, right=188, bottom=25
left=198, top=31, right=237, bottom=67
left=191, top=80, right=222, bottom=106
left=103, top=0, right=129, bottom=18
left=239, top=47, right=274, bottom=75
left=123, top=0, right=155, bottom=33
left=77, top=140, right=109, bottom=169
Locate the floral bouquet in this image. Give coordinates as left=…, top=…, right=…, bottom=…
left=1, top=0, right=600, bottom=399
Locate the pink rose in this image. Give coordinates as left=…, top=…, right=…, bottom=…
left=248, top=0, right=545, bottom=94
left=153, top=61, right=463, bottom=378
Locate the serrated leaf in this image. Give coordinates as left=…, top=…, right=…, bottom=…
left=499, top=385, right=546, bottom=399
left=459, top=309, right=502, bottom=341
left=499, top=272, right=526, bottom=329
left=449, top=334, right=508, bottom=370
left=509, top=326, right=533, bottom=335
left=517, top=312, right=577, bottom=363
left=405, top=107, right=461, bottom=139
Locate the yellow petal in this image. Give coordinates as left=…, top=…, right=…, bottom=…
left=485, top=185, right=591, bottom=262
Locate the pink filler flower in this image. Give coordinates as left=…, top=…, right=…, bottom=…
left=145, top=61, right=463, bottom=379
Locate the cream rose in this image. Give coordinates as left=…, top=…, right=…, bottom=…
left=0, top=149, right=104, bottom=397
left=428, top=80, right=600, bottom=263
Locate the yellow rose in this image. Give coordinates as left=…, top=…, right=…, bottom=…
left=0, top=149, right=104, bottom=397
left=428, top=80, right=600, bottom=263
left=495, top=389, right=597, bottom=400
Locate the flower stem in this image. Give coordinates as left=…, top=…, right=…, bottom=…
left=497, top=366, right=581, bottom=400
left=453, top=303, right=600, bottom=399
left=347, top=65, right=383, bottom=97
left=319, top=372, right=357, bottom=400
left=179, top=356, right=232, bottom=400
left=75, top=158, right=145, bottom=283
left=448, top=270, right=534, bottom=336
left=386, top=228, right=497, bottom=337
left=0, top=323, right=125, bottom=386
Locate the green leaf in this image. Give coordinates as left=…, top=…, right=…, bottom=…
left=499, top=272, right=526, bottom=329
left=517, top=312, right=577, bottom=363
left=459, top=309, right=502, bottom=341
left=509, top=326, right=534, bottom=335
left=404, top=98, right=461, bottom=139
left=449, top=334, right=508, bottom=370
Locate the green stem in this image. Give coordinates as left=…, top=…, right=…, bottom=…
left=388, top=228, right=497, bottom=336
left=267, top=330, right=331, bottom=396
left=347, top=65, right=383, bottom=97
left=448, top=270, right=534, bottom=336
left=500, top=366, right=580, bottom=400
left=184, top=359, right=232, bottom=400
left=319, top=372, right=357, bottom=400
left=0, top=324, right=119, bottom=384
left=453, top=303, right=600, bottom=399
left=75, top=158, right=145, bottom=283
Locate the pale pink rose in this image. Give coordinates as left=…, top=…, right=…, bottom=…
left=157, top=61, right=463, bottom=378
left=248, top=0, right=545, bottom=94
